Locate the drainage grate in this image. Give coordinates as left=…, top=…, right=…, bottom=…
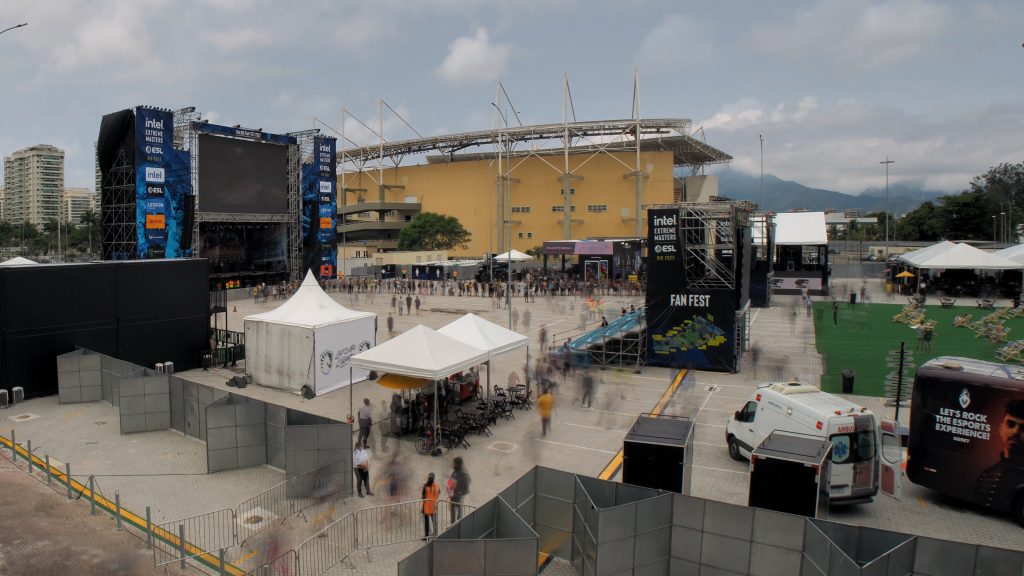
left=11, top=413, right=39, bottom=422
left=488, top=441, right=517, bottom=454
left=706, top=385, right=718, bottom=392
left=237, top=507, right=278, bottom=532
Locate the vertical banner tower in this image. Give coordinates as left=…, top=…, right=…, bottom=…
left=300, top=135, right=338, bottom=279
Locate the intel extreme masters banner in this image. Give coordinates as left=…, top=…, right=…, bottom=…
left=135, top=107, right=192, bottom=259
left=302, top=136, right=337, bottom=279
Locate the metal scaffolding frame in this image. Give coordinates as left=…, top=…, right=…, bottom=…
left=100, top=147, right=136, bottom=260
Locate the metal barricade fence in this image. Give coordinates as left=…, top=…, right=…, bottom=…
left=236, top=460, right=347, bottom=544
left=296, top=513, right=356, bottom=576
left=153, top=508, right=237, bottom=568
left=245, top=549, right=298, bottom=576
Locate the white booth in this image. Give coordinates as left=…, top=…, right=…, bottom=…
left=245, top=271, right=377, bottom=395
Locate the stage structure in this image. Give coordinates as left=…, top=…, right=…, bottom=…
left=99, top=106, right=308, bottom=287
left=645, top=200, right=755, bottom=372
left=750, top=212, right=775, bottom=307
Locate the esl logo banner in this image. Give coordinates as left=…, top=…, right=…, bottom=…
left=134, top=107, right=192, bottom=259
left=302, top=136, right=337, bottom=279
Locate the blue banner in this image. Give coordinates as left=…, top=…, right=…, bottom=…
left=195, top=122, right=297, bottom=146
left=134, top=107, right=192, bottom=258
left=302, top=136, right=337, bottom=279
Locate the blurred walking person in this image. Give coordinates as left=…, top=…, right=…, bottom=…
left=353, top=441, right=373, bottom=497
left=538, top=387, right=554, bottom=435
left=358, top=398, right=373, bottom=447
left=447, top=457, right=471, bottom=522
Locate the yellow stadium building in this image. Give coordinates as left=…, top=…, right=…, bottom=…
left=335, top=119, right=731, bottom=261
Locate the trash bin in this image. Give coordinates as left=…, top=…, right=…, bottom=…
left=849, top=292, right=857, bottom=305
left=841, top=369, right=855, bottom=394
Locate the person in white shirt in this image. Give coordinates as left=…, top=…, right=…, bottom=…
left=353, top=441, right=373, bottom=497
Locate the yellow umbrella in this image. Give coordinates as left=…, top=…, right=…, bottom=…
left=895, top=271, right=915, bottom=278
left=376, top=373, right=431, bottom=390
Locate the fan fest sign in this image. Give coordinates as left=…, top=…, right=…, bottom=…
left=645, top=208, right=737, bottom=371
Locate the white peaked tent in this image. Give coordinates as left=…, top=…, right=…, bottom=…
left=902, top=243, right=1019, bottom=270
left=494, top=249, right=533, bottom=262
left=0, top=256, right=37, bottom=266
left=439, top=313, right=530, bottom=395
left=995, top=244, right=1024, bottom=265
left=438, top=313, right=528, bottom=357
left=244, top=271, right=377, bottom=395
left=897, top=241, right=957, bottom=267
left=349, top=324, right=487, bottom=379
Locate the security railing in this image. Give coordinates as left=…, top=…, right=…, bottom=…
left=153, top=508, right=237, bottom=569
left=236, top=460, right=347, bottom=545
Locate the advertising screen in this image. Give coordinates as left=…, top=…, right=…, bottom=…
left=199, top=223, right=288, bottom=276
left=907, top=362, right=1024, bottom=510
left=198, top=134, right=289, bottom=214
left=301, top=136, right=337, bottom=279
left=134, top=107, right=192, bottom=258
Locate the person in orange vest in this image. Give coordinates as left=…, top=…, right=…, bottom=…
left=421, top=472, right=441, bottom=540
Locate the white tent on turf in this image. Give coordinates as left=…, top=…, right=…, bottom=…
left=897, top=241, right=957, bottom=267
left=244, top=271, right=377, bottom=395
left=994, top=244, right=1024, bottom=265
left=494, top=249, right=533, bottom=262
left=902, top=242, right=1019, bottom=270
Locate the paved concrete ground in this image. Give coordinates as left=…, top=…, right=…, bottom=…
left=0, top=449, right=191, bottom=576
left=2, top=280, right=1022, bottom=575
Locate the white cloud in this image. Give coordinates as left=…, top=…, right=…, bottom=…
left=436, top=27, right=511, bottom=85
left=203, top=28, right=276, bottom=51
left=46, top=1, right=165, bottom=74
left=636, top=14, right=714, bottom=71
left=703, top=96, right=1024, bottom=194
left=750, top=0, right=949, bottom=69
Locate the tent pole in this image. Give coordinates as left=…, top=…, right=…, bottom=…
left=434, top=379, right=439, bottom=454
left=349, top=366, right=354, bottom=426
left=486, top=360, right=491, bottom=400
left=526, top=345, right=530, bottom=398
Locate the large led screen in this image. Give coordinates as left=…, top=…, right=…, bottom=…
left=198, top=134, right=289, bottom=213
left=200, top=223, right=288, bottom=276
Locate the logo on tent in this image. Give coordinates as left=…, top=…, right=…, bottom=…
left=320, top=350, right=333, bottom=375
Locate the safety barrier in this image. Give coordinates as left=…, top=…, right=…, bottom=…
left=153, top=508, right=237, bottom=569
left=1, top=430, right=244, bottom=575
left=236, top=460, right=347, bottom=545
left=245, top=499, right=475, bottom=576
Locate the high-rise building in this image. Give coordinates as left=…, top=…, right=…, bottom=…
left=3, top=144, right=65, bottom=226
left=61, top=187, right=97, bottom=225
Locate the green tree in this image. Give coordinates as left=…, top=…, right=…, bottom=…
left=397, top=212, right=471, bottom=251
left=936, top=190, right=990, bottom=240
left=895, top=201, right=942, bottom=241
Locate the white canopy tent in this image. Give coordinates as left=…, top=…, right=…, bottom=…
left=350, top=324, right=488, bottom=437
left=900, top=242, right=1019, bottom=270
left=0, top=256, right=37, bottom=266
left=244, top=271, right=377, bottom=396
left=494, top=249, right=533, bottom=262
left=438, top=313, right=530, bottom=397
left=994, top=244, right=1024, bottom=265
left=897, top=241, right=958, bottom=267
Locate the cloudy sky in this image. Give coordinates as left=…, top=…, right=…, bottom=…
left=1, top=0, right=1021, bottom=195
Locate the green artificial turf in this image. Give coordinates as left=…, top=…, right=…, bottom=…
left=813, top=301, right=1022, bottom=396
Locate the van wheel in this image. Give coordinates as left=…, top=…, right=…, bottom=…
left=727, top=436, right=743, bottom=461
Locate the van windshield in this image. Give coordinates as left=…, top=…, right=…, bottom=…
left=829, top=431, right=875, bottom=464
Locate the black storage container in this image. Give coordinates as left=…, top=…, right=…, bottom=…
left=622, top=413, right=693, bottom=494
left=749, top=431, right=832, bottom=518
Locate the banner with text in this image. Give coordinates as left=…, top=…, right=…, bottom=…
left=134, top=107, right=192, bottom=259
left=302, top=136, right=337, bottom=279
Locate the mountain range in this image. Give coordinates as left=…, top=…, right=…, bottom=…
left=705, top=168, right=950, bottom=214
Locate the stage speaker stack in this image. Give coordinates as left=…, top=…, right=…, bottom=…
left=622, top=413, right=693, bottom=494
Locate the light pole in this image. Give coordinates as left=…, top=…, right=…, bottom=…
left=880, top=157, right=894, bottom=259
left=0, top=22, right=27, bottom=36
left=994, top=215, right=998, bottom=242
left=492, top=102, right=513, bottom=328
left=759, top=134, right=765, bottom=211
left=1001, top=211, right=1006, bottom=245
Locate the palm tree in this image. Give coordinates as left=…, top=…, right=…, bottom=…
left=80, top=208, right=100, bottom=256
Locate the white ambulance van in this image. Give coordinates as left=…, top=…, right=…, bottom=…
left=726, top=382, right=880, bottom=504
